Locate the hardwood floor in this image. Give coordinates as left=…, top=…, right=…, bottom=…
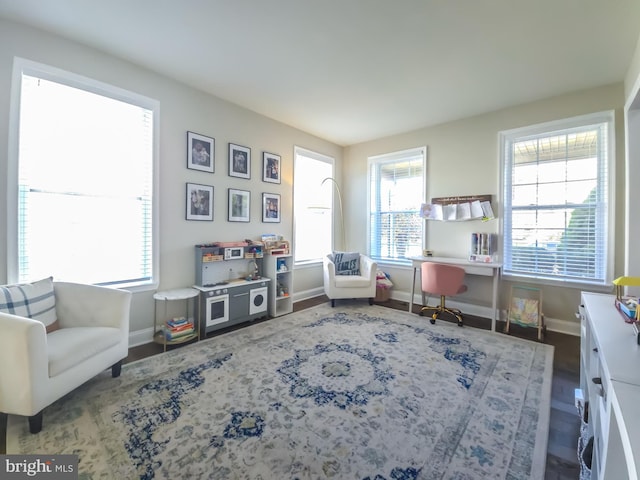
left=1, top=296, right=581, bottom=479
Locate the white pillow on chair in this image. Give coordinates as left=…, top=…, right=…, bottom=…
left=0, top=276, right=59, bottom=333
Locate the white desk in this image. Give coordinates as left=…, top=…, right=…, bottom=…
left=408, top=256, right=503, bottom=331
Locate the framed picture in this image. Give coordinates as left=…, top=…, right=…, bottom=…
left=187, top=131, right=214, bottom=173
left=262, top=193, right=281, bottom=223
left=228, top=188, right=250, bottom=222
left=229, top=143, right=251, bottom=179
left=262, top=152, right=281, bottom=184
left=186, top=183, right=213, bottom=221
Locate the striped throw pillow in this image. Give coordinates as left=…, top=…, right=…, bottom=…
left=0, top=277, right=59, bottom=333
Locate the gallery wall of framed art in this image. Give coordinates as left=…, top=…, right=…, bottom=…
left=184, top=130, right=289, bottom=226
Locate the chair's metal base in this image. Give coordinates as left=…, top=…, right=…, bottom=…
left=419, top=295, right=463, bottom=326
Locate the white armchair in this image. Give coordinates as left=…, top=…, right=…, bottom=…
left=323, top=253, right=377, bottom=307
left=0, top=280, right=131, bottom=433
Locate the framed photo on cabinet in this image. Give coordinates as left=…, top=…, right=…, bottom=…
left=186, top=183, right=213, bottom=221
left=262, top=152, right=281, bottom=184
left=228, top=188, right=250, bottom=222
left=262, top=193, right=281, bottom=223
left=187, top=131, right=214, bottom=173
left=229, top=143, right=251, bottom=179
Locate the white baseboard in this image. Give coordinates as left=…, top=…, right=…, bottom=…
left=293, top=287, right=325, bottom=303
left=540, top=317, right=580, bottom=337
left=129, top=327, right=154, bottom=347
left=391, top=291, right=580, bottom=336
left=129, top=287, right=327, bottom=348
left=128, top=288, right=580, bottom=347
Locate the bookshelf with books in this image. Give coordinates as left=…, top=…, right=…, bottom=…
left=264, top=253, right=293, bottom=317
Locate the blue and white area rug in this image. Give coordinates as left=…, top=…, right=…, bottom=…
left=7, top=304, right=553, bottom=479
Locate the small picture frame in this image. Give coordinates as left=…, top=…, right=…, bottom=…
left=262, top=152, right=281, bottom=184
left=229, top=143, right=251, bottom=179
left=187, top=131, right=214, bottom=173
left=262, top=192, right=281, bottom=223
left=186, top=183, right=213, bottom=221
left=228, top=188, right=250, bottom=222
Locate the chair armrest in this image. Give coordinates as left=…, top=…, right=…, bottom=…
left=359, top=255, right=378, bottom=282
left=323, top=255, right=336, bottom=284
left=0, top=312, right=49, bottom=414
left=54, top=282, right=132, bottom=331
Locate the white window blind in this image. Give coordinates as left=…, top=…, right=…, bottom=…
left=368, top=147, right=425, bottom=264
left=502, top=113, right=612, bottom=285
left=11, top=60, right=158, bottom=287
left=293, top=147, right=334, bottom=263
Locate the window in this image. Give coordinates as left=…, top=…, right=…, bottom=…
left=368, top=147, right=425, bottom=265
left=8, top=58, right=158, bottom=288
left=501, top=112, right=613, bottom=286
left=293, top=147, right=334, bottom=264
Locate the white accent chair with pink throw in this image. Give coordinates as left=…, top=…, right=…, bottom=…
left=0, top=277, right=131, bottom=433
left=323, top=252, right=377, bottom=307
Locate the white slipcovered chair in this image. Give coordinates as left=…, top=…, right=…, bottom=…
left=0, top=278, right=131, bottom=433
left=323, top=252, right=377, bottom=307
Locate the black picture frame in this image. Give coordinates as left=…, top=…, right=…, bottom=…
left=262, top=193, right=281, bottom=223
left=186, top=183, right=213, bottom=221
left=229, top=143, right=251, bottom=179
left=228, top=188, right=250, bottom=222
left=262, top=152, right=281, bottom=184
left=187, top=131, right=214, bottom=173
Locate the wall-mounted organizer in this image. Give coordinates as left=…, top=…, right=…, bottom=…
left=421, top=194, right=494, bottom=221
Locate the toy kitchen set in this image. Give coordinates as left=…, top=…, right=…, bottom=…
left=194, top=240, right=270, bottom=337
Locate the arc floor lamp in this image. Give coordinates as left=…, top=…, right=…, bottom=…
left=321, top=177, right=346, bottom=249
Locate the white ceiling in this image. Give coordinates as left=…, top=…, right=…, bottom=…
left=1, top=0, right=639, bottom=146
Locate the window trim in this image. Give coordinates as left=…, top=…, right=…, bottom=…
left=293, top=145, right=335, bottom=267
left=499, top=111, right=615, bottom=288
left=7, top=57, right=160, bottom=291
left=367, top=146, right=426, bottom=266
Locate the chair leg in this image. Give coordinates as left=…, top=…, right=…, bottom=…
left=111, top=360, right=123, bottom=378
left=368, top=297, right=374, bottom=305
left=28, top=411, right=43, bottom=434
left=430, top=295, right=448, bottom=325
left=443, top=308, right=464, bottom=327
left=330, top=299, right=335, bottom=307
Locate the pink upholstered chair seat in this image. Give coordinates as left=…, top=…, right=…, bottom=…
left=420, top=262, right=467, bottom=326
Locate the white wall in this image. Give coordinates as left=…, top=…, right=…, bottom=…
left=0, top=19, right=342, bottom=331
left=344, top=84, right=627, bottom=325
left=0, top=18, right=633, bottom=334
left=624, top=31, right=640, bottom=296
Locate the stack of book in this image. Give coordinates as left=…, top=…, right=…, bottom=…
left=164, top=316, right=195, bottom=341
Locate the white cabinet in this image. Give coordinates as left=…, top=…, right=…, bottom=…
left=579, top=292, right=640, bottom=480
left=264, top=253, right=293, bottom=317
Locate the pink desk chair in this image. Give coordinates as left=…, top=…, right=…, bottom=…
left=420, top=262, right=467, bottom=326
